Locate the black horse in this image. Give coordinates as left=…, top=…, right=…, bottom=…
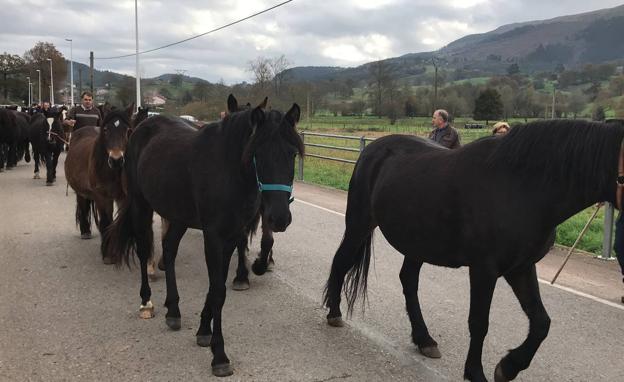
left=104, top=95, right=304, bottom=377
left=0, top=108, right=30, bottom=171
left=323, top=119, right=624, bottom=382
left=29, top=109, right=65, bottom=185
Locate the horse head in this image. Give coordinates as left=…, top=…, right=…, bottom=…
left=43, top=109, right=64, bottom=145
left=240, top=97, right=304, bottom=232
left=99, top=103, right=133, bottom=169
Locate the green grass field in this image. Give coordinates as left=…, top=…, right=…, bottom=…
left=297, top=118, right=616, bottom=256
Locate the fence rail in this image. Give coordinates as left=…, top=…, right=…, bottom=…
left=297, top=131, right=371, bottom=180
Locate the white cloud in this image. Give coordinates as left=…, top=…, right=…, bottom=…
left=0, top=0, right=623, bottom=83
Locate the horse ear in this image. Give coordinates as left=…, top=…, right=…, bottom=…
left=251, top=97, right=268, bottom=127
left=227, top=94, right=238, bottom=113
left=125, top=103, right=135, bottom=118
left=285, top=103, right=300, bottom=126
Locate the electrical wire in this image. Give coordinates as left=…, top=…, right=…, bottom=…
left=97, top=0, right=293, bottom=60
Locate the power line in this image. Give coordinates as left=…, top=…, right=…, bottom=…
left=97, top=0, right=293, bottom=60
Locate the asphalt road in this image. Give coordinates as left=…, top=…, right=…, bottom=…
left=0, top=153, right=623, bottom=382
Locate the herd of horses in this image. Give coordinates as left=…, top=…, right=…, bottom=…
left=1, top=96, right=623, bottom=381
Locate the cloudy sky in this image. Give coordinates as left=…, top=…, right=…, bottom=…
left=1, top=0, right=623, bottom=84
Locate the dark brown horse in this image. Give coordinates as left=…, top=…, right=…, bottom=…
left=65, top=104, right=146, bottom=261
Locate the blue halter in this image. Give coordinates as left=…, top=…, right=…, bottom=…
left=253, top=157, right=294, bottom=203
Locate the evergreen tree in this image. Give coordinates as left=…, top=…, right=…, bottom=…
left=473, top=88, right=503, bottom=125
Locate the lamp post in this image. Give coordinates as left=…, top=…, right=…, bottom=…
left=65, top=38, right=74, bottom=106
left=36, top=69, right=41, bottom=105
left=26, top=76, right=31, bottom=107
left=47, top=58, right=54, bottom=105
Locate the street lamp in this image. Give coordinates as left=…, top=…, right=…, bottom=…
left=36, top=69, right=41, bottom=105
left=65, top=38, right=74, bottom=106
left=47, top=58, right=54, bottom=105
left=26, top=76, right=31, bottom=108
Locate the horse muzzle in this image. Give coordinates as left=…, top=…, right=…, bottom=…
left=107, top=150, right=125, bottom=169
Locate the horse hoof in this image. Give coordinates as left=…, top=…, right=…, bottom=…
left=33, top=173, right=40, bottom=179
left=157, top=256, right=165, bottom=271
left=102, top=256, right=114, bottom=265
left=212, top=363, right=233, bottom=377
left=81, top=233, right=92, bottom=240
left=251, top=262, right=267, bottom=276
left=327, top=316, right=345, bottom=327
left=232, top=280, right=250, bottom=291
left=418, top=345, right=442, bottom=359
left=494, top=363, right=509, bottom=382
left=196, top=335, right=212, bottom=347
left=166, top=317, right=181, bottom=330
left=45, top=181, right=53, bottom=186
left=139, top=302, right=155, bottom=319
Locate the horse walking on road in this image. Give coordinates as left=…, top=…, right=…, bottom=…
left=65, top=105, right=144, bottom=260
left=323, top=119, right=624, bottom=382
left=104, top=95, right=303, bottom=377
left=28, top=109, right=65, bottom=185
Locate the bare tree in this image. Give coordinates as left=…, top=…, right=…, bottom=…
left=0, top=52, right=26, bottom=101
left=270, top=54, right=291, bottom=96
left=248, top=57, right=273, bottom=91
left=23, top=42, right=67, bottom=103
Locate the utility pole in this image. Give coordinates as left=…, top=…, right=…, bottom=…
left=306, top=92, right=310, bottom=128
left=135, top=0, right=141, bottom=111
left=89, top=51, right=94, bottom=95
left=78, top=67, right=83, bottom=95
left=551, top=85, right=556, bottom=119
left=431, top=57, right=439, bottom=112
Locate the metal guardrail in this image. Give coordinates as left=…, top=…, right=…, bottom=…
left=297, top=131, right=374, bottom=180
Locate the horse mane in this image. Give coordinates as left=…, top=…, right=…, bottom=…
left=486, top=119, right=624, bottom=198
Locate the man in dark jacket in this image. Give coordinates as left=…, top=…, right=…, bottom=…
left=63, top=91, right=101, bottom=131
left=614, top=215, right=624, bottom=303
left=428, top=109, right=460, bottom=149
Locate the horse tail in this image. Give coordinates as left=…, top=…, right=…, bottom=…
left=343, top=231, right=374, bottom=316
left=103, top=141, right=153, bottom=267
left=103, top=193, right=136, bottom=267
left=323, top=152, right=378, bottom=317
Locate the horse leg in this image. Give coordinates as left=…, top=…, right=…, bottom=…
left=494, top=265, right=550, bottom=382
left=196, top=231, right=233, bottom=377
left=33, top=149, right=40, bottom=178
left=156, top=218, right=169, bottom=272
left=463, top=267, right=497, bottom=382
left=162, top=222, right=187, bottom=331
left=95, top=198, right=113, bottom=262
left=76, top=195, right=92, bottom=239
left=400, top=257, right=441, bottom=358
left=44, top=149, right=54, bottom=185
left=132, top=198, right=156, bottom=319
left=51, top=148, right=60, bottom=181
left=0, top=144, right=5, bottom=172
left=232, top=233, right=250, bottom=291
left=252, top=217, right=274, bottom=275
